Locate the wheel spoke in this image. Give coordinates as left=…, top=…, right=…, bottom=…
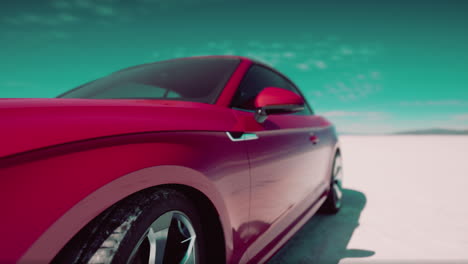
left=147, top=211, right=177, bottom=264
left=333, top=158, right=343, bottom=180
left=167, top=215, right=197, bottom=264
left=333, top=182, right=343, bottom=200
left=151, top=211, right=175, bottom=232
left=333, top=166, right=343, bottom=194
left=128, top=211, right=197, bottom=264
left=179, top=228, right=196, bottom=264
left=146, top=227, right=168, bottom=264
left=332, top=155, right=343, bottom=206
left=183, top=242, right=196, bottom=264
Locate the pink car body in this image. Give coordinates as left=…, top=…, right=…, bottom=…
left=0, top=56, right=340, bottom=263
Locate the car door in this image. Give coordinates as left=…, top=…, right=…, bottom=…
left=229, top=64, right=332, bottom=257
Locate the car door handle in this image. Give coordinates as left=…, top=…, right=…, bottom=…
left=226, top=132, right=259, bottom=142
left=309, top=133, right=320, bottom=144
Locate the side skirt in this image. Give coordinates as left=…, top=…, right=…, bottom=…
left=247, top=190, right=328, bottom=264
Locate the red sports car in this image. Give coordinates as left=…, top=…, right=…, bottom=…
left=0, top=56, right=343, bottom=264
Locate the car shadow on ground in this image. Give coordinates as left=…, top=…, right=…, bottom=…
left=268, top=189, right=374, bottom=264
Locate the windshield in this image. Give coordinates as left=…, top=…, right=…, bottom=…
left=58, top=57, right=240, bottom=104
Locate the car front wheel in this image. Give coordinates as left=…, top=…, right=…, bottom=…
left=53, top=188, right=205, bottom=264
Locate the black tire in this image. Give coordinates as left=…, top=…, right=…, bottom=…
left=320, top=152, right=343, bottom=214
left=53, top=188, right=206, bottom=264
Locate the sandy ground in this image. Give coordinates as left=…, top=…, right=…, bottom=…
left=269, top=136, right=468, bottom=264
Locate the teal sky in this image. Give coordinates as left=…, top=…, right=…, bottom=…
left=1, top=0, right=468, bottom=133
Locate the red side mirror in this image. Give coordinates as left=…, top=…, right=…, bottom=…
left=254, top=87, right=305, bottom=123
left=254, top=87, right=304, bottom=108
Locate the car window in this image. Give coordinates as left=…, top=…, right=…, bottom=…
left=230, top=65, right=312, bottom=114
left=58, top=58, right=240, bottom=104
left=91, top=82, right=173, bottom=98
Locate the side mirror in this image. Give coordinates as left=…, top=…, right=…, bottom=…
left=254, top=87, right=305, bottom=123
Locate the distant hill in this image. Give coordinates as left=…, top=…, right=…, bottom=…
left=337, top=128, right=468, bottom=135
left=392, top=128, right=468, bottom=135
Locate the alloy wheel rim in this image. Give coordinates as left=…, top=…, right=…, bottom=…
left=129, top=211, right=197, bottom=264
left=89, top=210, right=197, bottom=264
left=332, top=155, right=343, bottom=208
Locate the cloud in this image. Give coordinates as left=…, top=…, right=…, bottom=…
left=331, top=55, right=341, bottom=61
left=358, top=46, right=377, bottom=56
left=21, top=14, right=42, bottom=23
left=58, top=13, right=80, bottom=22
left=268, top=52, right=282, bottom=59
left=155, top=38, right=383, bottom=98
left=271, top=43, right=283, bottom=49
left=48, top=30, right=70, bottom=39
left=173, top=51, right=186, bottom=58
left=4, top=13, right=70, bottom=26
left=207, top=42, right=218, bottom=48
left=50, top=0, right=119, bottom=18
left=52, top=0, right=115, bottom=17
left=340, top=46, right=353, bottom=55
left=205, top=41, right=232, bottom=50
left=94, top=6, right=115, bottom=16
left=2, top=81, right=36, bottom=88
left=75, top=0, right=93, bottom=9
left=3, top=17, right=21, bottom=25
left=357, top=74, right=366, bottom=80
left=310, top=91, right=323, bottom=97
left=282, top=51, right=296, bottom=58
left=337, top=93, right=358, bottom=101
left=4, top=14, right=53, bottom=25
left=51, top=1, right=73, bottom=9
left=324, top=77, right=382, bottom=101
left=291, top=44, right=306, bottom=50
left=322, top=111, right=389, bottom=119
left=452, top=114, right=468, bottom=121
left=370, top=71, right=381, bottom=80
left=314, top=60, right=327, bottom=69
left=296, top=63, right=310, bottom=71
left=400, top=100, right=468, bottom=106
left=5, top=0, right=124, bottom=29
left=223, top=50, right=235, bottom=55
left=325, top=82, right=367, bottom=102
left=247, top=41, right=263, bottom=48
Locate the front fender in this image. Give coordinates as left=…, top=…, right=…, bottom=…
left=20, top=165, right=232, bottom=263
left=0, top=131, right=250, bottom=263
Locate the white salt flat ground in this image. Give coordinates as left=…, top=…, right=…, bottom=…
left=269, top=136, right=468, bottom=264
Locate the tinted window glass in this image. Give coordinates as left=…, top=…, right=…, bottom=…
left=59, top=58, right=240, bottom=104
left=231, top=65, right=311, bottom=114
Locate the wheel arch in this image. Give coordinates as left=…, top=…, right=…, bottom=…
left=20, top=166, right=232, bottom=263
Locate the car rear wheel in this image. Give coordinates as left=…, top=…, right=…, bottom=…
left=53, top=189, right=205, bottom=264
left=320, top=152, right=343, bottom=214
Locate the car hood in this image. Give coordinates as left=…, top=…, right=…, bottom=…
left=0, top=98, right=239, bottom=158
